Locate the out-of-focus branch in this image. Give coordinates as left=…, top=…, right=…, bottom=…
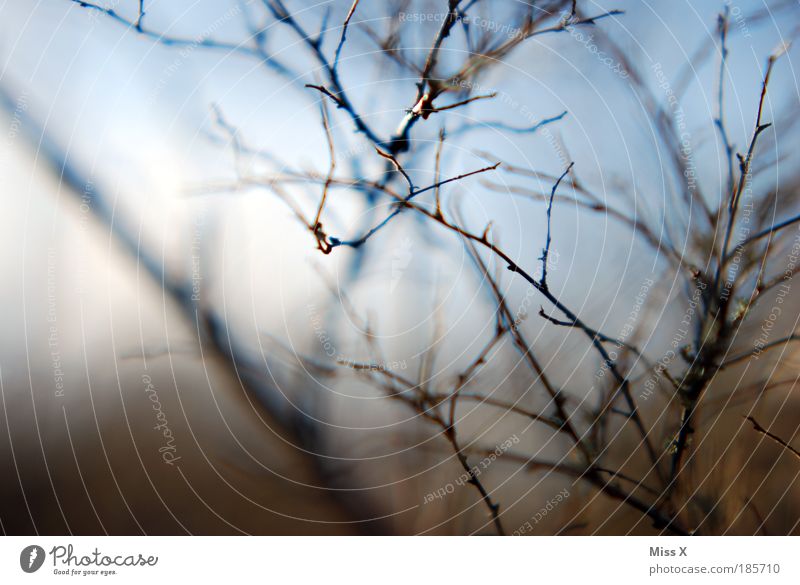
left=0, top=80, right=390, bottom=534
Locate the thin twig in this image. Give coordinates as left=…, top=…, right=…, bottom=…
left=540, top=162, right=573, bottom=290
left=333, top=0, right=360, bottom=72
left=714, top=7, right=735, bottom=222
left=71, top=0, right=291, bottom=75
left=745, top=416, right=800, bottom=461
left=311, top=98, right=337, bottom=253
left=135, top=0, right=145, bottom=31
left=731, top=212, right=800, bottom=255
left=716, top=53, right=779, bottom=290
left=433, top=129, right=446, bottom=217
left=720, top=334, right=800, bottom=368
left=329, top=161, right=501, bottom=248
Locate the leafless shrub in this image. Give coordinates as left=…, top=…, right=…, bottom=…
left=10, top=0, right=800, bottom=535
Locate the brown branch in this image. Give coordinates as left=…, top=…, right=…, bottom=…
left=329, top=160, right=500, bottom=248
left=311, top=98, right=337, bottom=253
left=427, top=92, right=497, bottom=115
left=458, top=229, right=593, bottom=462
left=433, top=392, right=565, bottom=433
left=668, top=46, right=788, bottom=505
left=374, top=147, right=415, bottom=191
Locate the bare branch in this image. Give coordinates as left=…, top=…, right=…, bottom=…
left=329, top=161, right=501, bottom=249
left=745, top=416, right=800, bottom=461
left=540, top=161, right=574, bottom=291
left=716, top=52, right=781, bottom=288
left=732, top=212, right=800, bottom=254
left=70, top=0, right=291, bottom=75
left=311, top=98, right=337, bottom=253
left=333, top=0, right=360, bottom=72
left=721, top=334, right=800, bottom=368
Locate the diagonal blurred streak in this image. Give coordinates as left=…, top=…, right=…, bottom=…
left=0, top=79, right=394, bottom=534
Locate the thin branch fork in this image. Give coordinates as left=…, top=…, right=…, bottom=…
left=425, top=92, right=497, bottom=116
left=431, top=392, right=565, bottom=433
left=443, top=425, right=506, bottom=535
left=450, top=110, right=568, bottom=136
left=537, top=306, right=650, bottom=360
left=328, top=161, right=501, bottom=249
left=480, top=153, right=684, bottom=267
left=666, top=48, right=788, bottom=504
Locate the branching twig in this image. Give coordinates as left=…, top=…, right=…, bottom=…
left=329, top=161, right=500, bottom=248
left=716, top=52, right=780, bottom=290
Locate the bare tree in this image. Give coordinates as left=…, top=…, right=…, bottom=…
left=7, top=0, right=800, bottom=535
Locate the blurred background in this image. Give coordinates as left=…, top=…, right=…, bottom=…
left=1, top=0, right=799, bottom=535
